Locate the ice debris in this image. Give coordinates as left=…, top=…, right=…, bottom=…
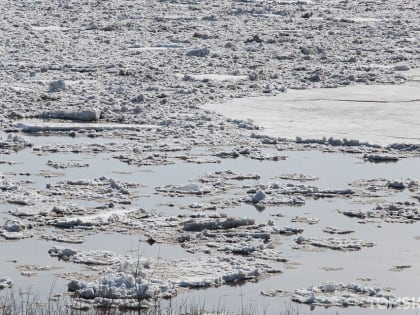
left=364, top=154, right=399, bottom=163
left=47, top=160, right=89, bottom=169
left=0, top=277, right=13, bottom=289
left=341, top=202, right=420, bottom=223
left=183, top=217, right=255, bottom=232
left=277, top=173, right=319, bottom=181
left=0, top=220, right=32, bottom=240
left=178, top=215, right=287, bottom=261
left=292, top=282, right=420, bottom=308
left=295, top=236, right=374, bottom=251
left=48, top=80, right=66, bottom=93
left=291, top=216, right=319, bottom=225
left=66, top=254, right=279, bottom=310
left=40, top=108, right=101, bottom=122
left=50, top=209, right=137, bottom=228
left=48, top=247, right=127, bottom=265
left=243, top=182, right=353, bottom=206
left=44, top=177, right=138, bottom=203
left=0, top=134, right=32, bottom=149
left=323, top=226, right=354, bottom=235
left=156, top=183, right=212, bottom=195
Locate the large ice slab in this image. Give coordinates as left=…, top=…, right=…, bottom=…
left=205, top=82, right=420, bottom=146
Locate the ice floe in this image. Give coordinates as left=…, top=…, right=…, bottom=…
left=341, top=202, right=420, bottom=223
left=44, top=177, right=138, bottom=204
left=0, top=277, right=13, bottom=289
left=0, top=134, right=32, bottom=150
left=294, top=236, right=375, bottom=251
left=40, top=108, right=101, bottom=122
left=156, top=183, right=212, bottom=196
left=292, top=282, right=420, bottom=308
left=65, top=252, right=279, bottom=310
left=0, top=220, right=33, bottom=240
left=243, top=182, right=354, bottom=207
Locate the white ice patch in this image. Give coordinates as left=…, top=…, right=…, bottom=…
left=156, top=183, right=212, bottom=195
left=177, top=73, right=247, bottom=82
left=0, top=220, right=32, bottom=240
left=205, top=83, right=420, bottom=147
left=342, top=202, right=420, bottom=223
left=0, top=177, right=20, bottom=191
left=15, top=121, right=157, bottom=133
left=243, top=182, right=353, bottom=207
left=48, top=247, right=127, bottom=265
left=67, top=253, right=279, bottom=309
left=40, top=108, right=101, bottom=121
left=294, top=236, right=375, bottom=251
left=51, top=208, right=136, bottom=228
left=31, top=26, right=68, bottom=31
left=0, top=134, right=32, bottom=149
left=292, top=282, right=420, bottom=308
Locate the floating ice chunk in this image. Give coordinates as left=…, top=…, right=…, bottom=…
left=0, top=134, right=32, bottom=149
left=292, top=281, right=418, bottom=308
left=178, top=277, right=216, bottom=288
left=67, top=252, right=279, bottom=309
left=186, top=47, right=210, bottom=57
left=364, top=154, right=398, bottom=163
left=0, top=220, right=32, bottom=240
left=51, top=209, right=134, bottom=228
left=70, top=273, right=174, bottom=301
left=47, top=160, right=89, bottom=169
left=387, top=181, right=405, bottom=189
left=175, top=183, right=210, bottom=194
left=45, top=177, right=137, bottom=203
left=48, top=80, right=66, bottom=93
left=48, top=247, right=125, bottom=265
left=15, top=121, right=155, bottom=133
left=296, top=137, right=380, bottom=148
left=48, top=247, right=78, bottom=259
left=157, top=183, right=212, bottom=195
left=251, top=189, right=266, bottom=203
left=243, top=182, right=353, bottom=207
left=275, top=226, right=304, bottom=235
left=183, top=217, right=255, bottom=231
left=291, top=216, right=319, bottom=225
left=215, top=150, right=239, bottom=158
left=3, top=220, right=24, bottom=232
left=295, top=236, right=374, bottom=251
left=277, top=173, right=319, bottom=181
left=0, top=277, right=13, bottom=289
left=40, top=108, right=101, bottom=122
left=222, top=268, right=260, bottom=282
left=199, top=170, right=260, bottom=182
left=394, top=65, right=410, bottom=71
left=42, top=234, right=84, bottom=244
left=323, top=226, right=354, bottom=235
left=341, top=202, right=420, bottom=223
left=32, top=26, right=68, bottom=31
left=223, top=243, right=259, bottom=255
